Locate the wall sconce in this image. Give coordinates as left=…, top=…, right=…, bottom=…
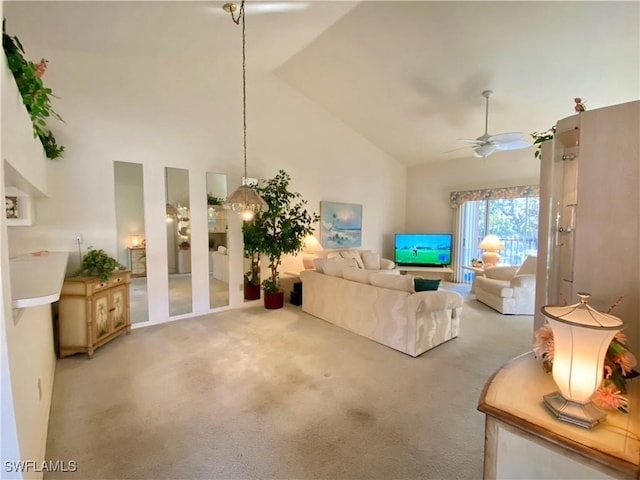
left=541, top=292, right=623, bottom=428
left=302, top=234, right=322, bottom=269
left=478, top=234, right=504, bottom=267
left=130, top=234, right=141, bottom=247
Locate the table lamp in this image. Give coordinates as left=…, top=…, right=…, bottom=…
left=541, top=292, right=623, bottom=428
left=302, top=235, right=322, bottom=269
left=130, top=234, right=141, bottom=248
left=478, top=234, right=504, bottom=267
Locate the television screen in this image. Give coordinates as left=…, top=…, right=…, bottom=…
left=394, top=233, right=452, bottom=267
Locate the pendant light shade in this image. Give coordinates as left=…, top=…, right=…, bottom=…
left=221, top=1, right=267, bottom=221
left=225, top=184, right=268, bottom=221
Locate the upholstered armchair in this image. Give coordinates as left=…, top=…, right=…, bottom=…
left=472, top=256, right=537, bottom=314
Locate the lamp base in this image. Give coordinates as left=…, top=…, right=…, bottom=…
left=543, top=392, right=606, bottom=429
left=482, top=251, right=500, bottom=267
left=302, top=254, right=317, bottom=270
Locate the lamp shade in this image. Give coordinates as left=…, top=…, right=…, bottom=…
left=302, top=235, right=321, bottom=253
left=224, top=185, right=268, bottom=221
left=478, top=234, right=504, bottom=251
left=541, top=292, right=623, bottom=428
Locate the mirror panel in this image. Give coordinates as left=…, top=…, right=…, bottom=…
left=206, top=172, right=229, bottom=309
left=114, top=161, right=148, bottom=324
left=165, top=167, right=192, bottom=316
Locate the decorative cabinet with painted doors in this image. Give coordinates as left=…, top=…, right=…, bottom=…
left=128, top=247, right=146, bottom=277
left=57, top=270, right=131, bottom=358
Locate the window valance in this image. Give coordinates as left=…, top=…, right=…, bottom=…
left=450, top=185, right=539, bottom=208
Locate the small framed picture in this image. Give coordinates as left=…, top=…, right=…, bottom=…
left=5, top=196, right=18, bottom=219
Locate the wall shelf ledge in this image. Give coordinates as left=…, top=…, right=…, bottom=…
left=10, top=251, right=69, bottom=309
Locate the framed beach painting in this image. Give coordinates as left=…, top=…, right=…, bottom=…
left=320, top=201, right=362, bottom=248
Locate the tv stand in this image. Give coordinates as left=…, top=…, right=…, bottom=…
left=397, top=266, right=453, bottom=281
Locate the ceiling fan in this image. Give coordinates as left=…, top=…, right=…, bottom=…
left=458, top=90, right=532, bottom=158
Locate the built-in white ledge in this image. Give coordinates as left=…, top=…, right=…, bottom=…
left=10, top=251, right=69, bottom=308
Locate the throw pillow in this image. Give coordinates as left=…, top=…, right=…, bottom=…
left=414, top=277, right=441, bottom=292
left=515, top=255, right=537, bottom=275
left=370, top=273, right=413, bottom=292
left=362, top=251, right=381, bottom=270
left=340, top=250, right=365, bottom=269
left=313, top=258, right=326, bottom=273
left=325, top=251, right=341, bottom=260
left=323, top=258, right=356, bottom=277
left=484, top=266, right=518, bottom=280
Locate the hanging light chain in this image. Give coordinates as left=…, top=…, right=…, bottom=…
left=229, top=1, right=248, bottom=180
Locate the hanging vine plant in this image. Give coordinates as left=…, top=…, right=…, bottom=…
left=2, top=20, right=64, bottom=159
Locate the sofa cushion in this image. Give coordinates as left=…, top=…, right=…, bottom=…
left=379, top=258, right=395, bottom=270
left=340, top=250, right=365, bottom=269
left=362, top=251, right=381, bottom=270
left=414, top=277, right=441, bottom=291
left=342, top=267, right=371, bottom=284
left=370, top=273, right=414, bottom=292
left=323, top=258, right=357, bottom=277
left=515, top=255, right=537, bottom=275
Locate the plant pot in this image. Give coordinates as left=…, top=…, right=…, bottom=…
left=244, top=282, right=261, bottom=300
left=264, top=291, right=284, bottom=309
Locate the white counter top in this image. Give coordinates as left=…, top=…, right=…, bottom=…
left=10, top=251, right=69, bottom=308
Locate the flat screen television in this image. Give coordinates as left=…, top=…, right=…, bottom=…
left=394, top=233, right=452, bottom=267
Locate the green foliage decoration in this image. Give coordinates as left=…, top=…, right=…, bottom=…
left=75, top=247, right=121, bottom=282
left=207, top=194, right=224, bottom=205
left=250, top=170, right=319, bottom=293
left=2, top=20, right=64, bottom=159
left=530, top=126, right=555, bottom=160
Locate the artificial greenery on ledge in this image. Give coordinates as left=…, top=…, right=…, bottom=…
left=2, top=20, right=64, bottom=159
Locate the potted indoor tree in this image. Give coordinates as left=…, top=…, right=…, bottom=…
left=242, top=218, right=262, bottom=300
left=252, top=170, right=319, bottom=309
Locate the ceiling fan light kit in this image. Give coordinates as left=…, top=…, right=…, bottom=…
left=458, top=90, right=532, bottom=158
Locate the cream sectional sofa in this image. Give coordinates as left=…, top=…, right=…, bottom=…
left=300, top=263, right=463, bottom=357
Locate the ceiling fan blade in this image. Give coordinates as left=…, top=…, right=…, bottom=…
left=457, top=138, right=484, bottom=145
left=444, top=145, right=474, bottom=153
left=494, top=140, right=532, bottom=151
left=488, top=132, right=527, bottom=144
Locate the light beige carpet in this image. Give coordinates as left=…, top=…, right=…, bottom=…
left=45, top=288, right=533, bottom=479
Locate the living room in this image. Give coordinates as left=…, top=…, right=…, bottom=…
left=1, top=1, right=639, bottom=478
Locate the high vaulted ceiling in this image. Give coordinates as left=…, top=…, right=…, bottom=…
left=6, top=1, right=639, bottom=166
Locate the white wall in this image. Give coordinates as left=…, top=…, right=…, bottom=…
left=405, top=150, right=540, bottom=233
left=1, top=19, right=56, bottom=477
left=3, top=20, right=406, bottom=325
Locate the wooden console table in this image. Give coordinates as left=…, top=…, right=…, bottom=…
left=478, top=352, right=639, bottom=479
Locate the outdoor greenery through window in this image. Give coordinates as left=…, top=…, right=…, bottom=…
left=461, top=196, right=539, bottom=282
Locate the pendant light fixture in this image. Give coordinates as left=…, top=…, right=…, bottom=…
left=222, top=0, right=268, bottom=222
